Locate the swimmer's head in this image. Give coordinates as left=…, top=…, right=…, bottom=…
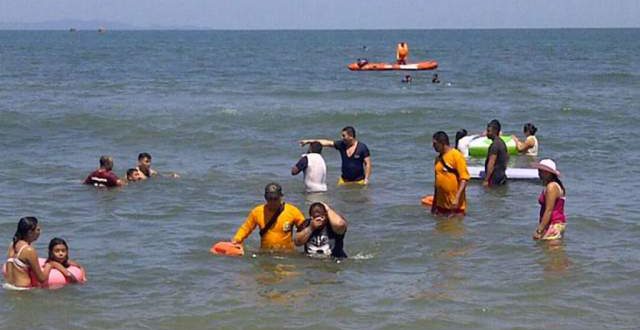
left=127, top=168, right=143, bottom=181
left=341, top=126, right=356, bottom=144
left=486, top=119, right=501, bottom=139
left=309, top=202, right=328, bottom=226
left=47, top=237, right=70, bottom=267
left=308, top=142, right=323, bottom=154
left=99, top=156, right=114, bottom=171
left=432, top=131, right=450, bottom=153
left=524, top=123, right=537, bottom=136
left=137, top=153, right=152, bottom=172
left=13, top=216, right=40, bottom=247
left=455, top=129, right=468, bottom=148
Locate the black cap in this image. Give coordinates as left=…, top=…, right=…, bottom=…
left=264, top=182, right=283, bottom=199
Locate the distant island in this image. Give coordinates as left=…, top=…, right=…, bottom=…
left=0, top=19, right=206, bottom=30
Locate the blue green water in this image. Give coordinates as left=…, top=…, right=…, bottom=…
left=1, top=29, right=639, bottom=329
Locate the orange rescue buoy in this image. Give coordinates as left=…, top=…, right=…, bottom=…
left=421, top=195, right=434, bottom=206
left=210, top=241, right=245, bottom=257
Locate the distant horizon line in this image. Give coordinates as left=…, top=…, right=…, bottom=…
left=1, top=27, right=638, bottom=31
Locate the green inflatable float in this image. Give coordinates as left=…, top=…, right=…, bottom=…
left=468, top=135, right=518, bottom=157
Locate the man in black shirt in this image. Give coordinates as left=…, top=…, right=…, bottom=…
left=483, top=119, right=509, bottom=187
left=300, top=126, right=372, bottom=185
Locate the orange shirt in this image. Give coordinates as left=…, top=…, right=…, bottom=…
left=233, top=203, right=305, bottom=251
left=434, top=148, right=470, bottom=213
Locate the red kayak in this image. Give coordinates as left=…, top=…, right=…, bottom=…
left=348, top=60, right=438, bottom=71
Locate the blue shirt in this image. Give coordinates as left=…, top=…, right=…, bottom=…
left=334, top=140, right=370, bottom=181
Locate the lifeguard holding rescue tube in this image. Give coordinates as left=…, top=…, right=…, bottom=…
left=396, top=42, right=409, bottom=64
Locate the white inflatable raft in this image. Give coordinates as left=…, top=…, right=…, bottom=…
left=468, top=166, right=539, bottom=180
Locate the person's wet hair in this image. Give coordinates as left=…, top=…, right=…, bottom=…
left=138, top=152, right=152, bottom=161
left=13, top=216, right=38, bottom=249
left=524, top=123, right=537, bottom=135
left=99, top=156, right=113, bottom=170
left=47, top=237, right=70, bottom=267
left=487, top=119, right=501, bottom=132
left=308, top=202, right=327, bottom=215
left=126, top=168, right=139, bottom=178
left=432, top=131, right=450, bottom=146
left=455, top=129, right=468, bottom=148
left=309, top=142, right=323, bottom=154
left=342, top=126, right=356, bottom=139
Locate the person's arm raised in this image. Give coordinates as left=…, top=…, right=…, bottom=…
left=324, top=204, right=347, bottom=235
left=294, top=222, right=313, bottom=246
left=299, top=139, right=335, bottom=148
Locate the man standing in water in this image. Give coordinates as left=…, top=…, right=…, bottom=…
left=432, top=131, right=470, bottom=216
left=300, top=126, right=372, bottom=185
left=136, top=152, right=158, bottom=179
left=483, top=119, right=509, bottom=187
left=232, top=183, right=306, bottom=252
left=291, top=142, right=327, bottom=193
left=396, top=42, right=409, bottom=65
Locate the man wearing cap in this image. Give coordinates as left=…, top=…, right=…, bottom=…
left=231, top=183, right=306, bottom=251
left=299, top=126, right=372, bottom=185
left=483, top=119, right=509, bottom=187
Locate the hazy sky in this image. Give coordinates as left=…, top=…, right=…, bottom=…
left=1, top=0, right=638, bottom=29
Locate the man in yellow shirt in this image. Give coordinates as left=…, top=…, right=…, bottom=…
left=232, top=183, right=305, bottom=252
left=431, top=131, right=470, bottom=216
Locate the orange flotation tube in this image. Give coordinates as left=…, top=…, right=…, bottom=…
left=210, top=241, right=244, bottom=257
left=421, top=195, right=434, bottom=206
left=348, top=60, right=438, bottom=71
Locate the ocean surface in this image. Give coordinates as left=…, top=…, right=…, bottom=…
left=1, top=29, right=639, bottom=329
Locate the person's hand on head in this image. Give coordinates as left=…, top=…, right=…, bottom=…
left=310, top=216, right=324, bottom=230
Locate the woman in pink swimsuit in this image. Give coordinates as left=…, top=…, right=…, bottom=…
left=532, top=159, right=566, bottom=241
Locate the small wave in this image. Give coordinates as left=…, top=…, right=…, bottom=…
left=220, top=108, right=239, bottom=115
left=350, top=252, right=375, bottom=260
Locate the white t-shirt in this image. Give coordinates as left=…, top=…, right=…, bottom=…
left=298, top=153, right=327, bottom=193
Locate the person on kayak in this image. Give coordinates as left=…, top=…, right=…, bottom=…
left=357, top=58, right=368, bottom=68
left=396, top=42, right=409, bottom=65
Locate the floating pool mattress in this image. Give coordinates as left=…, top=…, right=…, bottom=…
left=468, top=136, right=518, bottom=157
left=468, top=166, right=539, bottom=180
left=348, top=60, right=438, bottom=71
